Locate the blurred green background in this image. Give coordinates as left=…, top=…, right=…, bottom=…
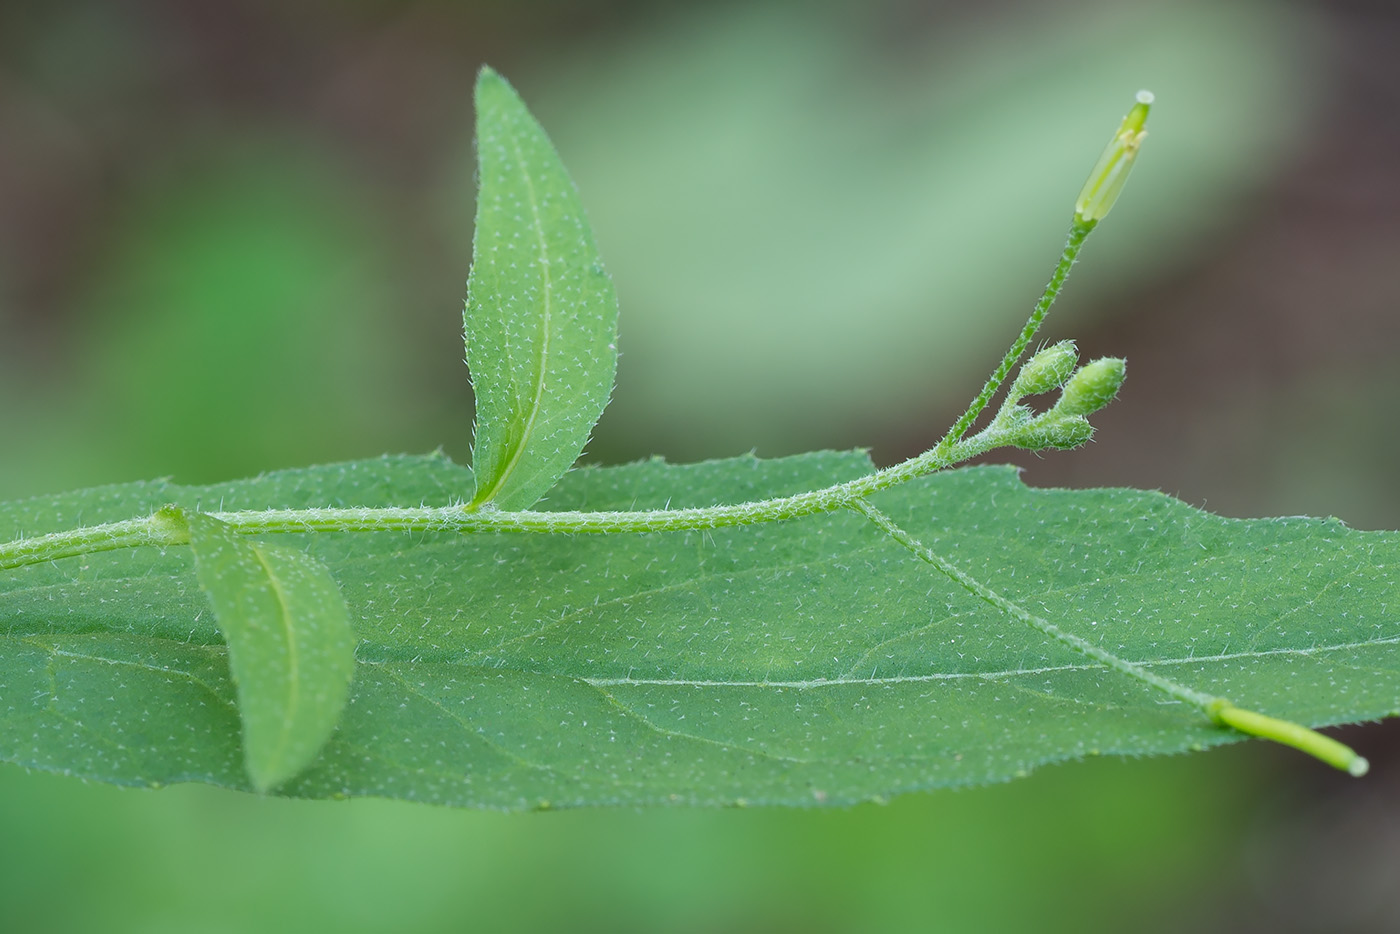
left=2, top=0, right=1398, bottom=931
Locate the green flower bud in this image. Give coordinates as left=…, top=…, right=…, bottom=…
left=1074, top=90, right=1152, bottom=224
left=1009, top=340, right=1078, bottom=399
left=1053, top=357, right=1126, bottom=417
left=1011, top=415, right=1093, bottom=451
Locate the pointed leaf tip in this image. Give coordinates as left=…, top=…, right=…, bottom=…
left=475, top=64, right=506, bottom=95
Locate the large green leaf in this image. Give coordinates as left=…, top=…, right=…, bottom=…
left=465, top=68, right=619, bottom=510
left=184, top=511, right=357, bottom=792
left=1, top=452, right=1395, bottom=807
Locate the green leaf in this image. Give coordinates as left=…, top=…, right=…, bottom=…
left=1, top=453, right=1396, bottom=806
left=465, top=67, right=619, bottom=510
left=182, top=510, right=357, bottom=792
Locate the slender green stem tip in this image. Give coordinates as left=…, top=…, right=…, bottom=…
left=1209, top=700, right=1369, bottom=776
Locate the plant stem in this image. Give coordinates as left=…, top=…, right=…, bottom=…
left=934, top=218, right=1095, bottom=448
left=0, top=425, right=1011, bottom=571
left=0, top=514, right=188, bottom=570
left=847, top=496, right=1370, bottom=776
left=0, top=219, right=1097, bottom=571
left=1209, top=701, right=1369, bottom=776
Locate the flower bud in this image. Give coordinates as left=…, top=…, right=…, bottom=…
left=1074, top=90, right=1152, bottom=224
left=992, top=402, right=1035, bottom=433
left=1011, top=415, right=1093, bottom=451
left=1009, top=340, right=1078, bottom=399
left=1053, top=357, right=1126, bottom=417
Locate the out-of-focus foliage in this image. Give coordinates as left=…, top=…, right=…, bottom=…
left=81, top=146, right=406, bottom=478
left=0, top=139, right=433, bottom=495
left=1208, top=370, right=1400, bottom=532
left=0, top=747, right=1257, bottom=934
left=0, top=0, right=1323, bottom=491
left=518, top=0, right=1319, bottom=458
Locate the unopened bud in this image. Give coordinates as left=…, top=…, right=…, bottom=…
left=1074, top=90, right=1152, bottom=224
left=1010, top=341, right=1078, bottom=399
left=1053, top=357, right=1126, bottom=416
left=1011, top=415, right=1093, bottom=451
left=993, top=402, right=1035, bottom=433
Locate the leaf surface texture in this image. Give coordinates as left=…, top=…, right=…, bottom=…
left=185, top=511, right=357, bottom=791
left=1, top=453, right=1396, bottom=806
left=465, top=68, right=619, bottom=510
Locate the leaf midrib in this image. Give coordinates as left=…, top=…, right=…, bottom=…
left=21, top=632, right=1394, bottom=691
left=473, top=128, right=554, bottom=507
left=570, top=634, right=1400, bottom=688
left=250, top=544, right=301, bottom=771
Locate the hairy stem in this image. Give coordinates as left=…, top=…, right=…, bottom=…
left=0, top=221, right=1096, bottom=570
left=934, top=218, right=1095, bottom=448
left=847, top=497, right=1369, bottom=775
left=0, top=425, right=1015, bottom=571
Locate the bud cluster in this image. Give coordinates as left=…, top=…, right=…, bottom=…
left=998, top=354, right=1127, bottom=451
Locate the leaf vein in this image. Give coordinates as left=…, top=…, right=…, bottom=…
left=578, top=634, right=1400, bottom=688
left=582, top=681, right=814, bottom=765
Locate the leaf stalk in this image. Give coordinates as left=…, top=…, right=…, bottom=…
left=1209, top=701, right=1369, bottom=776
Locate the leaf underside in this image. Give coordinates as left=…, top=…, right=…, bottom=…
left=1, top=452, right=1397, bottom=808
left=185, top=512, right=357, bottom=791
left=465, top=68, right=619, bottom=511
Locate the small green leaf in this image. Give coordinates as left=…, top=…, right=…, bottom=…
left=183, top=510, right=356, bottom=791
left=465, top=67, right=619, bottom=510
